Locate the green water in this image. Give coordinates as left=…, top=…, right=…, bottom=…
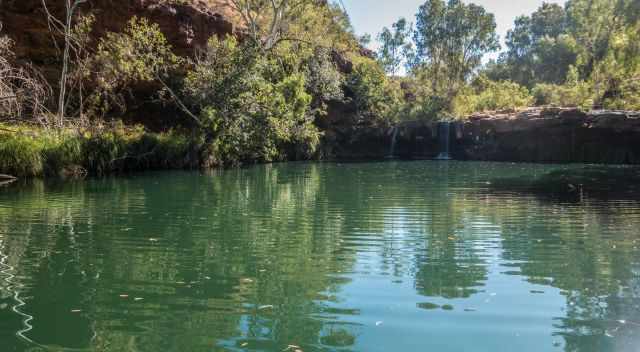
left=0, top=161, right=639, bottom=352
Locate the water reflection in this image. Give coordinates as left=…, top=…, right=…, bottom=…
left=0, top=162, right=639, bottom=352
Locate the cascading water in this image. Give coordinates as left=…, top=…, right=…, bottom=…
left=435, top=121, right=452, bottom=160
left=388, top=127, right=399, bottom=158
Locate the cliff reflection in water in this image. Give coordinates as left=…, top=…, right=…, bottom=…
left=0, top=161, right=639, bottom=352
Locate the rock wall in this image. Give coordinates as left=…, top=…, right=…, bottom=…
left=458, top=109, right=640, bottom=164
left=339, top=108, right=640, bottom=165
left=0, top=0, right=237, bottom=80
left=0, top=0, right=239, bottom=127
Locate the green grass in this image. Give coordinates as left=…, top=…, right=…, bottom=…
left=0, top=124, right=208, bottom=178
left=0, top=132, right=44, bottom=177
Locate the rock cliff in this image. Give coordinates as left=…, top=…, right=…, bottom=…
left=459, top=108, right=640, bottom=164
left=0, top=0, right=237, bottom=80
left=341, top=108, right=640, bottom=165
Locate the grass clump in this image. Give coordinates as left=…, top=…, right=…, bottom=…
left=0, top=124, right=205, bottom=178
left=0, top=132, right=44, bottom=177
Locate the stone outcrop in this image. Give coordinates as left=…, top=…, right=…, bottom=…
left=458, top=108, right=640, bottom=164
left=0, top=0, right=237, bottom=80
left=339, top=108, right=640, bottom=165
left=0, top=0, right=239, bottom=126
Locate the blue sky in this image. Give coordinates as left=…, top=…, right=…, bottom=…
left=340, top=0, right=567, bottom=57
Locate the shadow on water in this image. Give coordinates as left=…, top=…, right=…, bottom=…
left=488, top=165, right=640, bottom=201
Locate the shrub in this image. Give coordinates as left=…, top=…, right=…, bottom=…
left=452, top=77, right=534, bottom=116
left=0, top=33, right=51, bottom=124
left=184, top=36, right=320, bottom=164
left=0, top=133, right=43, bottom=177
left=601, top=78, right=640, bottom=111
left=531, top=83, right=594, bottom=110
left=42, top=133, right=84, bottom=176
left=346, top=57, right=401, bottom=126
left=88, top=17, right=181, bottom=116
left=304, top=47, right=345, bottom=105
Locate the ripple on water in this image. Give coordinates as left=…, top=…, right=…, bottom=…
left=0, top=163, right=638, bottom=352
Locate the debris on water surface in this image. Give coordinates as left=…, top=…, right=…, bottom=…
left=375, top=321, right=383, bottom=326
left=441, top=305, right=454, bottom=311
left=258, top=305, right=274, bottom=310
left=71, top=309, right=82, bottom=313
left=119, top=294, right=129, bottom=298
left=134, top=297, right=144, bottom=301
left=464, top=308, right=477, bottom=312
left=417, top=302, right=440, bottom=310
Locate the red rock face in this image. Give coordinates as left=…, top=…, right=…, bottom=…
left=0, top=0, right=239, bottom=125
left=0, top=0, right=236, bottom=65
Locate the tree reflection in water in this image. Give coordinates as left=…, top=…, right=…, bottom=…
left=0, top=162, right=638, bottom=352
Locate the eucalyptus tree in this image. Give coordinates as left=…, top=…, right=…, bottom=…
left=494, top=3, right=576, bottom=87
left=229, top=0, right=317, bottom=50
left=411, top=0, right=499, bottom=109
left=377, top=18, right=411, bottom=75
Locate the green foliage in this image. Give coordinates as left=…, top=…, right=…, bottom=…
left=390, top=0, right=500, bottom=118
left=0, top=124, right=202, bottom=178
left=377, top=18, right=412, bottom=75
left=96, top=17, right=180, bottom=82
left=412, top=0, right=499, bottom=95
left=452, top=77, right=534, bottom=116
left=42, top=133, right=84, bottom=176
left=304, top=47, right=344, bottom=105
left=532, top=81, right=594, bottom=111
left=480, top=0, right=640, bottom=111
left=346, top=58, right=401, bottom=126
left=89, top=17, right=181, bottom=115
left=0, top=132, right=44, bottom=177
left=488, top=3, right=577, bottom=87
left=184, top=36, right=320, bottom=164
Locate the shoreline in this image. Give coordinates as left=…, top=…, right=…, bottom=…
left=3, top=108, right=640, bottom=181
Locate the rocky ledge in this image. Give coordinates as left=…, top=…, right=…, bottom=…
left=378, top=108, right=640, bottom=164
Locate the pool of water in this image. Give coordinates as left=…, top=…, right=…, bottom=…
left=0, top=161, right=639, bottom=352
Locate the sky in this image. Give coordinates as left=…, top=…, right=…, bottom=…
left=340, top=0, right=567, bottom=58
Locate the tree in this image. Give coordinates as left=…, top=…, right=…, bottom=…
left=183, top=36, right=320, bottom=163
left=346, top=57, right=401, bottom=126
left=41, top=0, right=89, bottom=126
left=412, top=0, right=499, bottom=101
left=229, top=0, right=315, bottom=50
left=377, top=18, right=411, bottom=75
left=488, top=3, right=576, bottom=87
left=566, top=0, right=621, bottom=75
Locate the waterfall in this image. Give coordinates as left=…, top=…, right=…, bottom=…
left=388, top=127, right=399, bottom=158
left=435, top=122, right=452, bottom=160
